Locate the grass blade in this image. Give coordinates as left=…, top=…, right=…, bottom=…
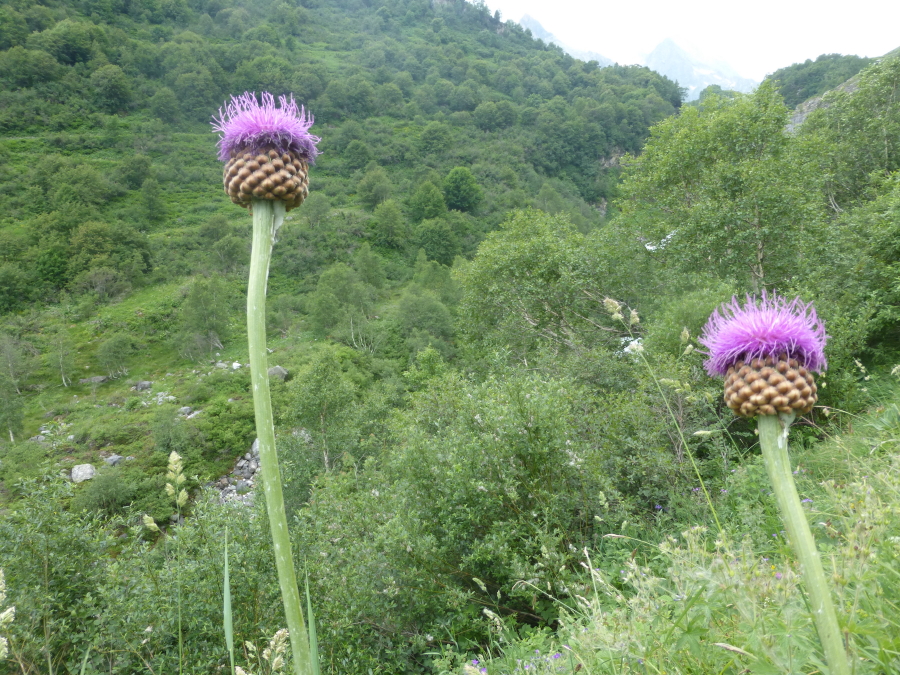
left=79, top=645, right=92, bottom=675
left=224, top=528, right=235, bottom=675
left=305, top=568, right=320, bottom=675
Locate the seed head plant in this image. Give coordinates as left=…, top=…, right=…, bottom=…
left=700, top=292, right=849, bottom=675
left=212, top=91, right=321, bottom=675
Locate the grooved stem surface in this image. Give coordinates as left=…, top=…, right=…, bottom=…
left=248, top=199, right=311, bottom=675
left=757, top=414, right=849, bottom=675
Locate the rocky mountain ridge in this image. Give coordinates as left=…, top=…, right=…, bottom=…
left=517, top=17, right=756, bottom=100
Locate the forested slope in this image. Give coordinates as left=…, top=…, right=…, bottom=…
left=0, top=0, right=683, bottom=315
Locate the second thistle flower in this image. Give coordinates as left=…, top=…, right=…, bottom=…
left=700, top=292, right=828, bottom=417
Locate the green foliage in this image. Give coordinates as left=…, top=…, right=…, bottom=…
left=0, top=46, right=62, bottom=87
left=371, top=199, right=408, bottom=249
left=307, top=263, right=373, bottom=336
left=175, top=274, right=236, bottom=359
left=442, top=166, right=483, bottom=212
left=2, top=3, right=899, bottom=674
left=456, top=209, right=649, bottom=357
left=767, top=52, right=876, bottom=108
left=413, top=219, right=460, bottom=266
left=287, top=350, right=359, bottom=471
left=97, top=333, right=135, bottom=377
left=473, top=100, right=516, bottom=130
left=297, top=193, right=332, bottom=229
left=0, top=371, right=22, bottom=443
left=477, top=400, right=900, bottom=675
left=356, top=163, right=391, bottom=210
left=149, top=86, right=180, bottom=122
left=408, top=181, right=447, bottom=223
left=344, top=139, right=373, bottom=171
left=119, top=154, right=152, bottom=190
left=419, top=121, right=451, bottom=154
left=90, top=64, right=132, bottom=113
left=412, top=250, right=459, bottom=305
left=352, top=243, right=385, bottom=289
left=395, top=285, right=454, bottom=354
left=618, top=81, right=822, bottom=292
left=0, top=479, right=111, bottom=672
left=141, top=177, right=165, bottom=223
left=71, top=467, right=137, bottom=515
left=799, top=55, right=900, bottom=208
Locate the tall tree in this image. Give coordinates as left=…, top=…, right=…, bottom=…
left=0, top=333, right=33, bottom=394
left=43, top=324, right=76, bottom=388
left=442, top=166, right=483, bottom=212
left=0, top=371, right=22, bottom=443
left=618, top=81, right=822, bottom=292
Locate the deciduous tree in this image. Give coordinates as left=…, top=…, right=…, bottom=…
left=618, top=81, right=821, bottom=292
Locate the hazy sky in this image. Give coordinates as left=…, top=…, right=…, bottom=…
left=481, top=0, right=900, bottom=81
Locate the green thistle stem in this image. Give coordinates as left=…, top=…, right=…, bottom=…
left=248, top=198, right=311, bottom=675
left=757, top=414, right=849, bottom=675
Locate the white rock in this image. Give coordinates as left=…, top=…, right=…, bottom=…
left=71, top=464, right=96, bottom=483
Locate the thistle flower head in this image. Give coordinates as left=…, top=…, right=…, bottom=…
left=212, top=92, right=320, bottom=163
left=699, top=292, right=827, bottom=377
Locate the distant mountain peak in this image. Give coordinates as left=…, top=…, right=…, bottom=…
left=518, top=15, right=613, bottom=67
left=645, top=39, right=757, bottom=100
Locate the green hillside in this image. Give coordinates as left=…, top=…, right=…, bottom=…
left=2, top=0, right=900, bottom=672
left=764, top=52, right=875, bottom=108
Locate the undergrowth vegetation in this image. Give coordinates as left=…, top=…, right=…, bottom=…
left=466, top=403, right=900, bottom=675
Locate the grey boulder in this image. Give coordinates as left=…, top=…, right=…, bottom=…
left=71, top=464, right=96, bottom=483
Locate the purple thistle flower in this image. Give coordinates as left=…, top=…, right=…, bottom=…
left=212, top=91, right=320, bottom=162
left=699, top=291, right=827, bottom=377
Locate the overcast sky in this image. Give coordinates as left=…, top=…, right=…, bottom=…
left=481, top=0, right=900, bottom=81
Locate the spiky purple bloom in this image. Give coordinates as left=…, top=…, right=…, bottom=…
left=699, top=292, right=828, bottom=377
left=212, top=91, right=320, bottom=162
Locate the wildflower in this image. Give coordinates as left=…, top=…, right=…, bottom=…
left=213, top=92, right=319, bottom=163
left=700, top=292, right=827, bottom=417
left=212, top=92, right=320, bottom=211
left=700, top=292, right=827, bottom=376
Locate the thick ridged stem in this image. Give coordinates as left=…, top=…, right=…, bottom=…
left=248, top=198, right=311, bottom=675
left=757, top=414, right=849, bottom=675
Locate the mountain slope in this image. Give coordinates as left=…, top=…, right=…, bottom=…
left=645, top=38, right=756, bottom=100
left=518, top=14, right=613, bottom=67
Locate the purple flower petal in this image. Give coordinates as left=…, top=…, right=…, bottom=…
left=699, top=291, right=827, bottom=376
left=212, top=91, right=320, bottom=162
